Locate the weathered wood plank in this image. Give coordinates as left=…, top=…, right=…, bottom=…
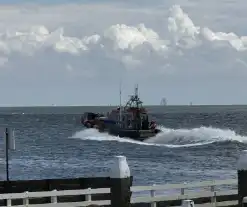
left=0, top=188, right=110, bottom=200
left=172, top=200, right=238, bottom=207
left=131, top=179, right=237, bottom=192
left=0, top=200, right=111, bottom=207
left=132, top=190, right=237, bottom=203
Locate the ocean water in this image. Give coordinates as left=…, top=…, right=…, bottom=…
left=0, top=105, right=245, bottom=187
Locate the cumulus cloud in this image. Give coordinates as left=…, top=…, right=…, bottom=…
left=0, top=1, right=246, bottom=105
left=0, top=4, right=246, bottom=75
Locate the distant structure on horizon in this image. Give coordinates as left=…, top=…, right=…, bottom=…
left=160, top=98, right=167, bottom=106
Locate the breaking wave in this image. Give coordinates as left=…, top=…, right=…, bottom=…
left=71, top=126, right=247, bottom=148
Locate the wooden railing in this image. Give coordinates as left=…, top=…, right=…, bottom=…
left=131, top=179, right=238, bottom=207
left=0, top=179, right=238, bottom=207
left=0, top=188, right=110, bottom=207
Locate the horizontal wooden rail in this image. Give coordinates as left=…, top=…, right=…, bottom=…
left=131, top=190, right=237, bottom=203
left=131, top=179, right=237, bottom=192
left=0, top=188, right=110, bottom=200
left=0, top=187, right=110, bottom=207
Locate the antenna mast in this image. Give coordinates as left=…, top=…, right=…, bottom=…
left=119, top=80, right=122, bottom=125
left=135, top=84, right=139, bottom=108
left=135, top=84, right=138, bottom=96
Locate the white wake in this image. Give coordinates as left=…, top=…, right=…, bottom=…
left=71, top=126, right=246, bottom=148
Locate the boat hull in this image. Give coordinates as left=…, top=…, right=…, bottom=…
left=95, top=121, right=160, bottom=141
left=108, top=128, right=161, bottom=141
left=82, top=118, right=161, bottom=141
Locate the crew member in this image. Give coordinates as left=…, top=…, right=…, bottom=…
left=150, top=120, right=156, bottom=130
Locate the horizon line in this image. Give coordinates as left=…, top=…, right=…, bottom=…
left=0, top=104, right=246, bottom=108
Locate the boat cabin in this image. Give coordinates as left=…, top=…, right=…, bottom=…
left=83, top=112, right=97, bottom=121
left=108, top=107, right=150, bottom=130
left=83, top=112, right=104, bottom=121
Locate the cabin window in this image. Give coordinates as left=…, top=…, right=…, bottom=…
left=87, top=113, right=95, bottom=120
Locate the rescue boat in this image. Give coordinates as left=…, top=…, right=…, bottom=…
left=80, top=85, right=161, bottom=141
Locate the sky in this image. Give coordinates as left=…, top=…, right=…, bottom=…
left=0, top=0, right=246, bottom=106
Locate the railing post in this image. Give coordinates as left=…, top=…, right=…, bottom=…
left=181, top=187, right=185, bottom=195
left=51, top=189, right=57, bottom=203
left=181, top=199, right=195, bottom=207
left=243, top=197, right=247, bottom=207
left=85, top=188, right=92, bottom=202
left=23, top=191, right=29, bottom=206
left=210, top=185, right=216, bottom=206
left=109, top=155, right=132, bottom=207
left=237, top=150, right=247, bottom=207
left=150, top=184, right=156, bottom=207
left=6, top=199, right=11, bottom=207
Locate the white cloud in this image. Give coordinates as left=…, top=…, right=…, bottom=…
left=0, top=1, right=246, bottom=105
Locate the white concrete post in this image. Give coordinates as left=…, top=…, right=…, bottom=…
left=109, top=155, right=132, bottom=207
left=237, top=150, right=247, bottom=206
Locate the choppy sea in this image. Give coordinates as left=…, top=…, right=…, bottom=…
left=0, top=105, right=245, bottom=188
